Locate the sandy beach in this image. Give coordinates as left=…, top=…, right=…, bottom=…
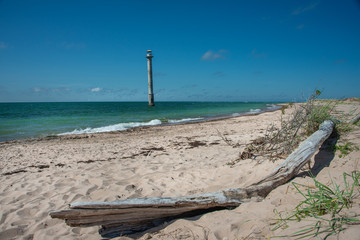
left=1, top=100, right=359, bottom=240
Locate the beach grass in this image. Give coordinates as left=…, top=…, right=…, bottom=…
left=268, top=95, right=360, bottom=239
left=238, top=90, right=336, bottom=160
left=272, top=169, right=360, bottom=239
left=334, top=142, right=360, bottom=158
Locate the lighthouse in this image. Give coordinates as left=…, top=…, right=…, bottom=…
left=146, top=50, right=154, bottom=106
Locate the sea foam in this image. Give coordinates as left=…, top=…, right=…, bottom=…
left=168, top=117, right=203, bottom=123
left=58, top=119, right=162, bottom=135
left=249, top=108, right=262, bottom=113
left=266, top=104, right=280, bottom=110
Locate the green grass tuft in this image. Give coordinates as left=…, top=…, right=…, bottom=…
left=272, top=171, right=360, bottom=239
left=334, top=143, right=360, bottom=158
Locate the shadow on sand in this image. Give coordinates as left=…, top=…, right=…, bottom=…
left=298, top=132, right=338, bottom=178
left=102, top=132, right=340, bottom=239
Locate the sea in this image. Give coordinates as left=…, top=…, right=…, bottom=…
left=0, top=102, right=280, bottom=142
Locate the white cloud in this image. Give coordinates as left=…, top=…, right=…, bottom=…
left=31, top=87, right=72, bottom=94
left=91, top=87, right=102, bottom=92
left=0, top=41, right=8, bottom=49
left=292, top=2, right=319, bottom=15
left=201, top=49, right=227, bottom=61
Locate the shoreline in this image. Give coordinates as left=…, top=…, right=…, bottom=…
left=0, top=104, right=283, bottom=145
left=1, top=100, right=358, bottom=239
left=1, top=108, right=286, bottom=177
left=0, top=106, right=289, bottom=239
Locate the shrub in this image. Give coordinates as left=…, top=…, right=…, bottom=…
left=304, top=105, right=332, bottom=136
left=239, top=90, right=335, bottom=160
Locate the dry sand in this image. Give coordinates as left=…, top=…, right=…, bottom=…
left=0, top=100, right=359, bottom=240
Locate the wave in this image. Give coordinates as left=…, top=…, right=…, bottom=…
left=247, top=104, right=280, bottom=114
left=57, top=105, right=281, bottom=136
left=248, top=108, right=262, bottom=113
left=58, top=119, right=162, bottom=135
left=168, top=117, right=203, bottom=123
left=266, top=104, right=280, bottom=110
left=58, top=117, right=205, bottom=136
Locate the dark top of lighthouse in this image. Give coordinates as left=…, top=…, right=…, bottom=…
left=146, top=50, right=153, bottom=59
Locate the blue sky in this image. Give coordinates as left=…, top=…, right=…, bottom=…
left=0, top=0, right=359, bottom=102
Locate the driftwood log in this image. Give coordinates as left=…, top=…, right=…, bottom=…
left=350, top=114, right=360, bottom=124
left=50, top=120, right=334, bottom=238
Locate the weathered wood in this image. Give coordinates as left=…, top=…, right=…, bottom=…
left=243, top=119, right=335, bottom=198
left=350, top=114, right=360, bottom=124
left=49, top=120, right=334, bottom=237
left=68, top=191, right=243, bottom=209
left=50, top=191, right=243, bottom=227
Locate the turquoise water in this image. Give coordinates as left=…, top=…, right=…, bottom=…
left=0, top=102, right=279, bottom=141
